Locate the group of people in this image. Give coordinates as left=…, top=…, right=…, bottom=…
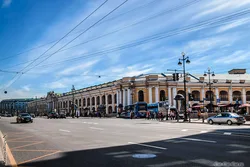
left=146, top=111, right=164, bottom=121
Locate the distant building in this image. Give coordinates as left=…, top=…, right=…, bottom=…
left=0, top=98, right=34, bottom=115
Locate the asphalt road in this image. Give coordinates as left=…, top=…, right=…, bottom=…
left=0, top=117, right=250, bottom=167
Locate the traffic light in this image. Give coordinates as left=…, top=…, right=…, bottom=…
left=172, top=73, right=176, bottom=81
left=188, top=93, right=194, bottom=101
left=176, top=73, right=179, bottom=81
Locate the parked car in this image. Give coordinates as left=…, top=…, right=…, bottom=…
left=16, top=113, right=33, bottom=123
left=117, top=112, right=130, bottom=119
left=207, top=112, right=246, bottom=125
left=47, top=112, right=59, bottom=119
left=59, top=113, right=66, bottom=119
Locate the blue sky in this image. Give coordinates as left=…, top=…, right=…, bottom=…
left=1, top=0, right=250, bottom=99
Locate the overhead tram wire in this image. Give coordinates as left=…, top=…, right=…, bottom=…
left=3, top=0, right=202, bottom=70
left=22, top=7, right=250, bottom=70
left=0, top=0, right=159, bottom=62
left=4, top=0, right=129, bottom=90
left=2, top=0, right=109, bottom=90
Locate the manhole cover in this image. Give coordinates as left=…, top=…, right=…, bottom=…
left=132, top=154, right=157, bottom=159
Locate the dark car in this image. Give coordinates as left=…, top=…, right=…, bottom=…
left=47, top=112, right=59, bottom=119
left=59, top=113, right=66, bottom=119
left=17, top=113, right=33, bottom=123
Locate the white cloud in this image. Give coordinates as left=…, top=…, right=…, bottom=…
left=214, top=50, right=249, bottom=64
left=1, top=0, right=12, bottom=8
left=21, top=85, right=31, bottom=91
left=216, top=18, right=250, bottom=33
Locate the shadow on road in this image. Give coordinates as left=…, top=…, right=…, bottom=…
left=7, top=128, right=250, bottom=167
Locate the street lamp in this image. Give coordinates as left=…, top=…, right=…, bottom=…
left=178, top=52, right=190, bottom=121
left=204, top=67, right=215, bottom=112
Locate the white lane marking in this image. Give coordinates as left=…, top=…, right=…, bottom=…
left=228, top=144, right=250, bottom=149
left=106, top=151, right=130, bottom=155
left=200, top=131, right=208, bottom=133
left=128, top=142, right=167, bottom=150
left=190, top=159, right=215, bottom=166
left=59, top=129, right=71, bottom=133
left=224, top=132, right=232, bottom=135
left=89, top=127, right=103, bottom=130
left=228, top=150, right=248, bottom=154
left=83, top=122, right=99, bottom=125
left=147, top=161, right=187, bottom=167
left=114, top=154, right=134, bottom=158
left=181, top=138, right=217, bottom=143
left=181, top=129, right=188, bottom=132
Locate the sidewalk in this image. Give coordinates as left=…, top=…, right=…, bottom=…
left=0, top=131, right=5, bottom=167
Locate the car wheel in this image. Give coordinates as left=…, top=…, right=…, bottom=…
left=30, top=120, right=33, bottom=123
left=237, top=123, right=241, bottom=126
left=208, top=119, right=213, bottom=125
left=227, top=120, right=233, bottom=125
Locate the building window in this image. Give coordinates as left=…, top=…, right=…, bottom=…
left=192, top=91, right=200, bottom=101
left=79, top=99, right=81, bottom=107
left=108, top=106, right=112, bottom=113
left=206, top=91, right=214, bottom=101
left=138, top=90, right=144, bottom=102
left=246, top=91, right=250, bottom=101
left=220, top=91, right=228, bottom=101
left=233, top=91, right=241, bottom=101
left=92, top=97, right=95, bottom=105
left=114, top=94, right=117, bottom=104
left=75, top=99, right=78, bottom=105
left=177, top=90, right=185, bottom=97
left=160, top=90, right=166, bottom=101
left=87, top=98, right=90, bottom=106
left=102, top=95, right=105, bottom=104
left=108, top=95, right=112, bottom=104
left=97, top=96, right=100, bottom=105
left=83, top=98, right=86, bottom=106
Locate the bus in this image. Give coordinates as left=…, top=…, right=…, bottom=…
left=147, top=101, right=169, bottom=116
left=133, top=102, right=148, bottom=118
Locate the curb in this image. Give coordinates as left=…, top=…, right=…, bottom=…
left=0, top=131, right=5, bottom=167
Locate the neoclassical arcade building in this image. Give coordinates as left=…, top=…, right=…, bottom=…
left=27, top=69, right=250, bottom=115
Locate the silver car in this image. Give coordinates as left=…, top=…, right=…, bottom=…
left=207, top=112, right=246, bottom=125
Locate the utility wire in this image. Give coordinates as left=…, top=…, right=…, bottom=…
left=0, top=0, right=157, bottom=62
left=2, top=0, right=109, bottom=90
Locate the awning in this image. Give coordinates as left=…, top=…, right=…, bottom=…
left=192, top=105, right=201, bottom=109
left=239, top=104, right=250, bottom=108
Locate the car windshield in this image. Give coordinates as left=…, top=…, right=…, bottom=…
left=20, top=113, right=29, bottom=117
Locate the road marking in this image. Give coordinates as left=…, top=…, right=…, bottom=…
left=190, top=159, right=215, bottom=166
left=0, top=131, right=18, bottom=167
left=128, top=142, right=167, bottom=150
left=89, top=127, right=103, bottom=130
left=59, top=129, right=71, bottom=133
left=8, top=136, right=33, bottom=142
left=228, top=144, right=250, bottom=149
left=200, top=131, right=208, bottom=133
left=181, top=138, right=217, bottom=143
left=147, top=161, right=187, bottom=167
left=106, top=151, right=130, bottom=155
left=223, top=132, right=231, bottom=135
left=17, top=150, right=61, bottom=165
left=114, top=154, right=134, bottom=158
left=228, top=150, right=248, bottom=154
left=11, top=141, right=44, bottom=150
left=181, top=129, right=188, bottom=132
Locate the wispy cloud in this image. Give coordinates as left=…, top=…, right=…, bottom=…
left=1, top=0, right=12, bottom=8
left=216, top=18, right=250, bottom=33
left=214, top=50, right=249, bottom=64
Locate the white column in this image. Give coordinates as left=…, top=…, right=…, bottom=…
left=148, top=87, right=152, bottom=103
left=229, top=87, right=233, bottom=103
left=116, top=91, right=119, bottom=113
left=155, top=86, right=159, bottom=102
left=112, top=94, right=115, bottom=112
left=201, top=87, right=205, bottom=100
left=105, top=94, right=108, bottom=114
left=123, top=89, right=126, bottom=107
left=119, top=90, right=122, bottom=104
left=215, top=88, right=219, bottom=100
left=173, top=87, right=177, bottom=107
left=242, top=87, right=246, bottom=104
left=100, top=95, right=102, bottom=105
left=127, top=89, right=131, bottom=105
left=168, top=87, right=172, bottom=107
left=188, top=88, right=191, bottom=93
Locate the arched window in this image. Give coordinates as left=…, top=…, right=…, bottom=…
left=220, top=91, right=228, bottom=101
left=83, top=98, right=86, bottom=106
left=114, top=94, right=117, bottom=103
left=138, top=90, right=144, bottom=102
left=246, top=91, right=250, bottom=101
left=206, top=91, right=214, bottom=101
left=108, top=106, right=112, bottom=113
left=177, top=90, right=185, bottom=97
left=79, top=99, right=81, bottom=107
left=75, top=99, right=78, bottom=105
left=92, top=97, right=95, bottom=105
left=233, top=91, right=241, bottom=101
left=102, top=95, right=105, bottom=104
left=87, top=98, right=90, bottom=106
left=108, top=95, right=112, bottom=104
left=160, top=90, right=166, bottom=101
left=192, top=91, right=200, bottom=101
left=97, top=96, right=100, bottom=105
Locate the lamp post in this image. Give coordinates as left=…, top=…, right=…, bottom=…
left=178, top=52, right=190, bottom=121
left=204, top=67, right=215, bottom=112
left=71, top=85, right=75, bottom=118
